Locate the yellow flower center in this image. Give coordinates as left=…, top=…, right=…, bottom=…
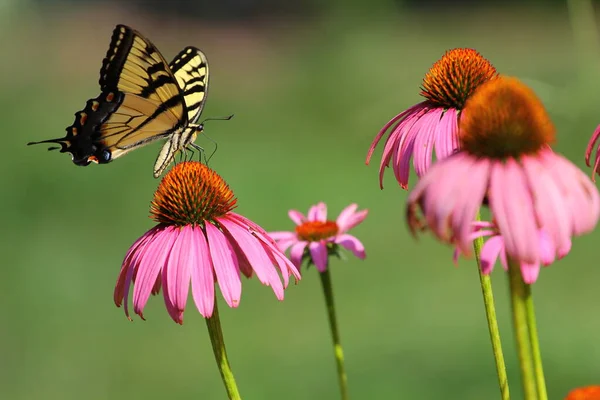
left=295, top=221, right=339, bottom=242
left=150, top=161, right=237, bottom=226
left=420, top=48, right=498, bottom=110
left=459, top=76, right=555, bottom=159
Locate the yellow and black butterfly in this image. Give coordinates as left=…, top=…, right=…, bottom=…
left=28, top=24, right=210, bottom=177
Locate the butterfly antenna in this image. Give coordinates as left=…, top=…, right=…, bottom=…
left=200, top=114, right=234, bottom=124
left=196, top=114, right=231, bottom=164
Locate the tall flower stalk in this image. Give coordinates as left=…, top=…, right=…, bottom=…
left=472, top=213, right=510, bottom=400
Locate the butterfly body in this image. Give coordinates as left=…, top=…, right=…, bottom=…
left=28, top=25, right=209, bottom=177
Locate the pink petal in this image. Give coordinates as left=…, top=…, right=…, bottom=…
left=489, top=159, right=538, bottom=264
left=543, top=152, right=600, bottom=235
left=434, top=108, right=459, bottom=160
left=308, top=202, right=327, bottom=222
left=366, top=104, right=419, bottom=165
left=335, top=234, right=366, bottom=259
left=521, top=155, right=570, bottom=256
left=413, top=108, right=444, bottom=177
left=520, top=261, right=541, bottom=284
left=268, top=231, right=298, bottom=252
left=288, top=210, right=305, bottom=225
left=219, top=217, right=284, bottom=300
left=392, top=107, right=429, bottom=189
left=585, top=124, right=600, bottom=180
left=309, top=242, right=328, bottom=272
left=205, top=223, right=241, bottom=308
left=480, top=236, right=504, bottom=276
left=190, top=226, right=215, bottom=318
left=290, top=241, right=308, bottom=269
left=163, top=225, right=193, bottom=324
left=336, top=204, right=368, bottom=234
left=115, top=228, right=155, bottom=308
left=133, top=227, right=178, bottom=319
left=537, top=230, right=556, bottom=266
left=228, top=214, right=301, bottom=282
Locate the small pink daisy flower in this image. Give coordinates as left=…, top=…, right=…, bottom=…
left=407, top=77, right=599, bottom=282
left=366, top=48, right=498, bottom=189
left=453, top=221, right=572, bottom=284
left=269, top=202, right=368, bottom=272
left=114, top=161, right=301, bottom=324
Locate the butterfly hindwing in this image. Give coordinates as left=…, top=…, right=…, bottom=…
left=28, top=24, right=204, bottom=175
left=169, top=47, right=209, bottom=124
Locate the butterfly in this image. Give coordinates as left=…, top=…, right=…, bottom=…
left=28, top=24, right=209, bottom=178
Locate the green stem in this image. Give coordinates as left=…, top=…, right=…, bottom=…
left=525, top=287, right=547, bottom=400
left=507, top=259, right=536, bottom=400
left=319, top=268, right=349, bottom=400
left=205, top=301, right=242, bottom=400
left=472, top=214, right=510, bottom=400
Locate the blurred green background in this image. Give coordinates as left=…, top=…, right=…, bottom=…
left=2, top=0, right=600, bottom=399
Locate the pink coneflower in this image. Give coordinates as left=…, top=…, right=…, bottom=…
left=269, top=202, right=368, bottom=272
left=453, top=221, right=572, bottom=284
left=406, top=76, right=600, bottom=283
left=565, top=386, right=600, bottom=400
left=114, top=161, right=301, bottom=324
left=366, top=48, right=498, bottom=189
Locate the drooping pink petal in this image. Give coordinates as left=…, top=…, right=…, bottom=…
left=228, top=214, right=301, bottom=282
left=336, top=204, right=368, bottom=234
left=309, top=241, right=328, bottom=272
left=259, top=238, right=300, bottom=286
left=537, top=230, right=556, bottom=266
left=489, top=159, right=538, bottom=264
left=584, top=123, right=600, bottom=180
left=288, top=210, right=305, bottom=225
left=133, top=227, right=178, bottom=319
left=392, top=107, right=430, bottom=189
left=190, top=226, right=215, bottom=318
left=450, top=157, right=491, bottom=253
left=480, top=236, right=504, bottom=275
left=163, top=225, right=193, bottom=324
left=421, top=154, right=475, bottom=237
left=290, top=241, right=308, bottom=269
left=413, top=108, right=443, bottom=177
left=205, top=222, right=242, bottom=308
left=269, top=231, right=297, bottom=241
left=434, top=108, right=459, bottom=160
left=378, top=125, right=402, bottom=188
left=161, top=271, right=182, bottom=324
left=366, top=104, right=420, bottom=165
left=521, top=155, right=571, bottom=255
left=520, top=261, right=541, bottom=284
left=268, top=231, right=298, bottom=253
left=115, top=227, right=156, bottom=308
left=335, top=234, right=366, bottom=259
left=542, top=151, right=600, bottom=235
left=219, top=217, right=284, bottom=300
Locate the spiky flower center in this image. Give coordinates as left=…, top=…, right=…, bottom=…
left=150, top=161, right=237, bottom=226
left=459, top=76, right=555, bottom=159
left=420, top=48, right=498, bottom=110
left=295, top=221, right=339, bottom=242
left=565, top=385, right=600, bottom=400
